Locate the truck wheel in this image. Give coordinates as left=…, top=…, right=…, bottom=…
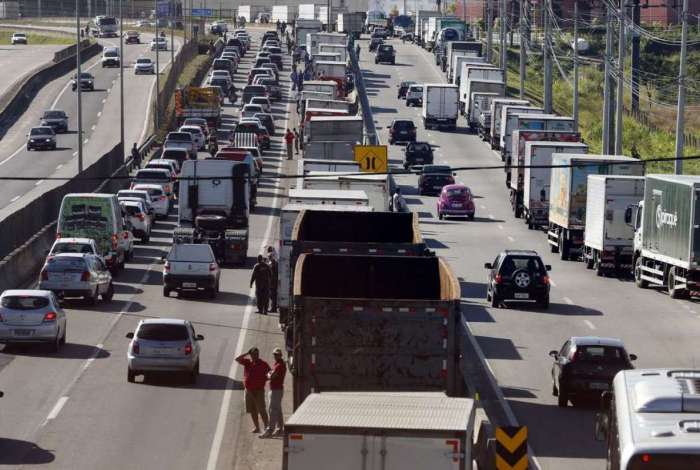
left=559, top=237, right=569, bottom=261
left=558, top=388, right=568, bottom=407
left=489, top=290, right=500, bottom=308
left=163, top=287, right=170, bottom=297
left=594, top=253, right=605, bottom=277
left=585, top=255, right=594, bottom=270
left=668, top=268, right=685, bottom=299
left=634, top=257, right=648, bottom=288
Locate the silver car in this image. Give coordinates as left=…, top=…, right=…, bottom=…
left=0, top=290, right=66, bottom=351
left=39, top=253, right=114, bottom=305
left=134, top=57, right=155, bottom=74
left=126, top=318, right=203, bottom=383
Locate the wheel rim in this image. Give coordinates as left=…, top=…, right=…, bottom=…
left=514, top=272, right=531, bottom=288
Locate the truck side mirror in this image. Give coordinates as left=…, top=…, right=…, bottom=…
left=624, top=207, right=633, bottom=224
left=594, top=412, right=608, bottom=441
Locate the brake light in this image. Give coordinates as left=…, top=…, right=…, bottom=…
left=40, top=269, right=48, bottom=281
left=542, top=275, right=550, bottom=285
left=164, top=261, right=170, bottom=272
left=56, top=232, right=61, bottom=239
left=184, top=342, right=193, bottom=355
left=494, top=274, right=502, bottom=284
left=43, top=311, right=57, bottom=322
left=81, top=271, right=90, bottom=282
left=132, top=341, right=140, bottom=354
left=137, top=213, right=144, bottom=221
left=112, top=234, right=118, bottom=249
left=209, top=263, right=217, bottom=271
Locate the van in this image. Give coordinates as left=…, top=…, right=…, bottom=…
left=56, top=194, right=128, bottom=271
left=101, top=46, right=120, bottom=67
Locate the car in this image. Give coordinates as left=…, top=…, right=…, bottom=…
left=417, top=164, right=455, bottom=195
left=260, top=62, right=279, bottom=81
left=437, top=184, right=475, bottom=220
left=116, top=189, right=154, bottom=214
left=124, top=30, right=140, bottom=44
left=131, top=184, right=169, bottom=218
left=150, top=37, right=168, bottom=51
left=182, top=118, right=210, bottom=137
left=39, top=253, right=114, bottom=304
left=375, top=44, right=396, bottom=64
left=253, top=113, right=275, bottom=136
left=138, top=20, right=153, bottom=27
left=256, top=77, right=281, bottom=100
left=397, top=80, right=416, bottom=99
left=162, top=243, right=220, bottom=298
left=403, top=141, right=433, bottom=169
left=26, top=126, right=56, bottom=151
left=132, top=169, right=175, bottom=201
left=161, top=148, right=190, bottom=167
left=126, top=318, right=204, bottom=383
left=134, top=57, right=155, bottom=74
left=212, top=58, right=235, bottom=75
left=209, top=69, right=232, bottom=83
left=242, top=85, right=268, bottom=104
left=549, top=336, right=636, bottom=407
left=49, top=238, right=99, bottom=257
left=484, top=250, right=551, bottom=309
left=369, top=37, right=383, bottom=52
left=208, top=77, right=232, bottom=96
left=178, top=125, right=206, bottom=151
left=101, top=46, right=120, bottom=67
left=164, top=131, right=196, bottom=158
left=405, top=84, right=424, bottom=106
left=241, top=104, right=264, bottom=119
left=0, top=290, right=66, bottom=351
left=39, top=110, right=68, bottom=133
left=11, top=32, right=27, bottom=45
left=268, top=53, right=284, bottom=71
left=247, top=67, right=272, bottom=85
left=388, top=119, right=416, bottom=145
left=249, top=96, right=272, bottom=113
left=71, top=72, right=95, bottom=91
left=119, top=199, right=151, bottom=243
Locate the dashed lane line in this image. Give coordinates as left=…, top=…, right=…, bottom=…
left=563, top=296, right=574, bottom=305
left=583, top=320, right=597, bottom=330
left=44, top=396, right=69, bottom=423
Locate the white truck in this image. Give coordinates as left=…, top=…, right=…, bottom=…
left=459, top=66, right=503, bottom=111
left=313, top=61, right=346, bottom=81
left=522, top=141, right=589, bottom=229
left=305, top=116, right=363, bottom=145
left=283, top=392, right=477, bottom=470
left=584, top=175, right=645, bottom=276
left=238, top=5, right=252, bottom=22
left=489, top=98, right=530, bottom=149
left=295, top=19, right=323, bottom=47
left=303, top=171, right=390, bottom=211
left=337, top=12, right=364, bottom=38
left=272, top=5, right=295, bottom=23
left=498, top=107, right=546, bottom=159
left=461, top=77, right=505, bottom=122
left=452, top=55, right=489, bottom=86
left=298, top=4, right=316, bottom=20
left=318, top=43, right=347, bottom=62
left=415, top=11, right=441, bottom=45
left=469, top=92, right=499, bottom=136
left=298, top=159, right=360, bottom=174
left=307, top=32, right=346, bottom=55
left=422, top=84, right=459, bottom=130
left=303, top=141, right=355, bottom=160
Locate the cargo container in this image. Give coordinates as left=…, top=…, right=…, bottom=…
left=303, top=141, right=355, bottom=160
left=469, top=92, right=499, bottom=138
left=303, top=171, right=390, bottom=211
left=489, top=98, right=529, bottom=149
left=301, top=80, right=340, bottom=98
left=298, top=4, right=316, bottom=20
left=422, top=84, right=459, bottom=130
left=272, top=5, right=295, bottom=23
left=291, top=254, right=460, bottom=408
left=311, top=52, right=341, bottom=68
left=449, top=53, right=485, bottom=84
left=632, top=175, right=700, bottom=298
left=461, top=78, right=505, bottom=123
left=498, top=107, right=547, bottom=159
left=238, top=5, right=252, bottom=22
left=313, top=61, right=346, bottom=83
left=304, top=98, right=351, bottom=114
left=547, top=154, right=643, bottom=260
left=414, top=10, right=441, bottom=45
left=283, top=392, right=476, bottom=469
left=305, top=116, right=363, bottom=145
left=522, top=140, right=588, bottom=228
left=318, top=43, right=347, bottom=62
left=307, top=32, right=346, bottom=56
left=295, top=19, right=323, bottom=47
left=439, top=40, right=480, bottom=74
left=298, top=159, right=360, bottom=174
left=337, top=12, right=364, bottom=38
left=458, top=66, right=502, bottom=111
left=584, top=175, right=645, bottom=276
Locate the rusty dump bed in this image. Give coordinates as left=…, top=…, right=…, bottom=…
left=293, top=210, right=421, bottom=244
left=291, top=254, right=461, bottom=409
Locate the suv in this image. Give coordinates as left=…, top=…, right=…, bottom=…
left=417, top=164, right=454, bottom=195
left=388, top=119, right=416, bottom=145
left=484, top=250, right=551, bottom=308
left=40, top=110, right=69, bottom=133
left=11, top=32, right=27, bottom=45
left=403, top=141, right=433, bottom=169
left=71, top=72, right=95, bottom=91
left=405, top=84, right=424, bottom=107
left=549, top=336, right=636, bottom=407
left=375, top=44, right=396, bottom=64
left=125, top=30, right=140, bottom=44
left=101, top=47, right=120, bottom=67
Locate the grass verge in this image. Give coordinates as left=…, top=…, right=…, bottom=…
left=0, top=30, right=76, bottom=45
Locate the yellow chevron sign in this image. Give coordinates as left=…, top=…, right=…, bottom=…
left=495, top=426, right=528, bottom=470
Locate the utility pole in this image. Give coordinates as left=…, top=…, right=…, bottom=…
left=615, top=1, right=626, bottom=155
left=631, top=0, right=641, bottom=112
left=543, top=0, right=552, bottom=113
left=602, top=4, right=613, bottom=154
left=38, top=0, right=41, bottom=18
left=154, top=0, right=160, bottom=131
left=519, top=0, right=526, bottom=98
left=171, top=0, right=175, bottom=66
left=120, top=0, right=125, bottom=161
left=674, top=0, right=689, bottom=174
left=573, top=0, right=579, bottom=131
left=487, top=0, right=493, bottom=62
left=76, top=0, right=83, bottom=173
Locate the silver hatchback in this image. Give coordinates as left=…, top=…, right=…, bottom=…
left=126, top=319, right=203, bottom=384
left=39, top=253, right=114, bottom=305
left=0, top=290, right=67, bottom=351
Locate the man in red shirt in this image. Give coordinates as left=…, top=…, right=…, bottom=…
left=284, top=128, right=294, bottom=160
left=235, top=347, right=271, bottom=433
left=260, top=347, right=287, bottom=438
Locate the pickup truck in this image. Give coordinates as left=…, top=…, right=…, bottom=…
left=164, top=132, right=196, bottom=159
left=162, top=243, right=221, bottom=298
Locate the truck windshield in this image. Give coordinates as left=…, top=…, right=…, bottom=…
left=97, top=17, right=116, bottom=26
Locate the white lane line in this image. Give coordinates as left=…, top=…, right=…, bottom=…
left=497, top=224, right=504, bottom=230
left=0, top=146, right=24, bottom=166
left=45, top=396, right=69, bottom=422
left=84, top=139, right=89, bottom=144
left=56, top=164, right=63, bottom=170
left=549, top=278, right=557, bottom=287
left=488, top=214, right=494, bottom=219
left=97, top=111, right=102, bottom=117
left=480, top=204, right=486, bottom=209
left=91, top=125, right=96, bottom=131
left=507, top=236, right=515, bottom=242
left=72, top=151, right=78, bottom=156
left=563, top=296, right=574, bottom=305
left=102, top=98, right=107, bottom=103
left=583, top=320, right=597, bottom=330
left=206, top=81, right=291, bottom=470
left=34, top=180, right=44, bottom=186
left=10, top=195, right=20, bottom=203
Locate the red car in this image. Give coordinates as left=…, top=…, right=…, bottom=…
left=437, top=184, right=475, bottom=220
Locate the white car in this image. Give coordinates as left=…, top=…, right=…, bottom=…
left=249, top=96, right=272, bottom=113
left=0, top=290, right=66, bottom=351
left=132, top=184, right=169, bottom=218
left=178, top=125, right=206, bottom=151
left=11, top=32, right=27, bottom=45
left=150, top=37, right=168, bottom=51
left=116, top=189, right=154, bottom=214
left=134, top=57, right=155, bottom=74
left=209, top=70, right=232, bottom=82
left=119, top=199, right=151, bottom=243
left=241, top=104, right=264, bottom=119
left=49, top=238, right=99, bottom=257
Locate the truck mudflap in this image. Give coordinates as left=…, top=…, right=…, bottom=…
left=224, top=229, right=248, bottom=265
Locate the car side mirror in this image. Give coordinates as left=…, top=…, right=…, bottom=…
left=126, top=332, right=134, bottom=339
left=196, top=334, right=204, bottom=341
left=629, top=354, right=637, bottom=361
left=549, top=350, right=559, bottom=358
left=484, top=262, right=492, bottom=269
left=453, top=172, right=457, bottom=176
left=545, top=265, right=552, bottom=271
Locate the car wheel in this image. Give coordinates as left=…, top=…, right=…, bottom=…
left=438, top=211, right=443, bottom=220
left=163, top=287, right=170, bottom=297
left=208, top=287, right=217, bottom=299
left=49, top=332, right=62, bottom=352
left=557, top=387, right=568, bottom=407
left=26, top=146, right=31, bottom=151
left=539, top=295, right=550, bottom=309
left=102, top=282, right=114, bottom=302
left=86, top=288, right=98, bottom=306
left=489, top=290, right=500, bottom=308
left=127, top=368, right=135, bottom=383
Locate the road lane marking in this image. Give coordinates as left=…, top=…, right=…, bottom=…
left=34, top=180, right=44, bottom=186
left=10, top=195, right=19, bottom=202
left=480, top=205, right=486, bottom=209
left=84, top=139, right=89, bottom=144
left=102, top=98, right=107, bottom=103
left=488, top=214, right=494, bottom=219
left=91, top=125, right=96, bottom=131
left=549, top=278, right=557, bottom=287
left=497, top=224, right=503, bottom=230
left=584, top=320, right=597, bottom=330
left=56, top=164, right=63, bottom=170
left=507, top=236, right=515, bottom=242
left=563, top=296, right=574, bottom=305
left=97, top=111, right=102, bottom=117
left=46, top=396, right=69, bottom=422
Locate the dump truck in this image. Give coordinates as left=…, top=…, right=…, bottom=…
left=174, top=160, right=249, bottom=266
left=291, top=253, right=460, bottom=408
left=583, top=175, right=645, bottom=276
left=489, top=98, right=530, bottom=149
left=547, top=154, right=643, bottom=261
left=175, top=86, right=221, bottom=129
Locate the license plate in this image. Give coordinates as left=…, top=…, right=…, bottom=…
left=182, top=282, right=197, bottom=288
left=151, top=348, right=172, bottom=355
left=590, top=382, right=609, bottom=391
left=433, top=186, right=443, bottom=190
left=514, top=293, right=529, bottom=299
left=14, top=329, right=33, bottom=336
left=415, top=158, right=424, bottom=162
left=451, top=203, right=463, bottom=208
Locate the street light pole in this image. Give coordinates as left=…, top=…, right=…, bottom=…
left=120, top=0, right=125, bottom=160
left=76, top=0, right=83, bottom=173
left=171, top=1, right=175, bottom=66
left=674, top=0, right=689, bottom=174
left=154, top=0, right=160, bottom=130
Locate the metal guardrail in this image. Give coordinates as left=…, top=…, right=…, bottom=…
left=347, top=41, right=380, bottom=145
left=125, top=134, right=159, bottom=172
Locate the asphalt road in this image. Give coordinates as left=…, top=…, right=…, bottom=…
left=358, top=37, right=700, bottom=470
left=0, top=30, right=291, bottom=469
left=0, top=32, right=180, bottom=212
left=0, top=43, right=65, bottom=100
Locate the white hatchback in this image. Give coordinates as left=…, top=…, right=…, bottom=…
left=178, top=125, right=206, bottom=151
left=132, top=184, right=169, bottom=218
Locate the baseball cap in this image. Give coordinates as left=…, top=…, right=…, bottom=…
left=272, top=347, right=283, bottom=355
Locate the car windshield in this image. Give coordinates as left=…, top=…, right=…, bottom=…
left=499, top=256, right=545, bottom=276
left=1, top=296, right=49, bottom=310
left=136, top=187, right=163, bottom=197
left=47, top=257, right=87, bottom=272
left=411, top=143, right=430, bottom=152
left=105, top=51, right=118, bottom=57
left=137, top=324, right=188, bottom=341
left=446, top=187, right=470, bottom=198
left=409, top=86, right=423, bottom=93
left=378, top=45, right=393, bottom=52
left=121, top=204, right=142, bottom=216
left=14, top=33, right=26, bottom=38
left=80, top=73, right=92, bottom=79
left=236, top=123, right=258, bottom=132
left=423, top=165, right=451, bottom=174
left=30, top=128, right=52, bottom=136
left=119, top=191, right=146, bottom=200
left=43, top=111, right=65, bottom=119
left=52, top=243, right=93, bottom=254
left=135, top=170, right=169, bottom=180
left=393, top=121, right=415, bottom=130
left=574, top=346, right=627, bottom=363
left=167, top=133, right=191, bottom=141
left=136, top=58, right=151, bottom=64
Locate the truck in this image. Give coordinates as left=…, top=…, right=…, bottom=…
left=312, top=61, right=347, bottom=88
left=317, top=6, right=330, bottom=26
left=175, top=86, right=221, bottom=129
left=298, top=4, right=316, bottom=20
left=427, top=17, right=464, bottom=54
left=318, top=43, right=347, bottom=62
left=547, top=154, right=643, bottom=261
left=458, top=66, right=503, bottom=112
left=583, top=175, right=645, bottom=276
left=291, top=253, right=460, bottom=408
left=414, top=10, right=441, bottom=46
left=521, top=140, right=588, bottom=228
left=365, top=10, right=388, bottom=32
left=337, top=12, right=364, bottom=38
left=460, top=78, right=505, bottom=123
left=174, top=160, right=249, bottom=266
left=451, top=55, right=489, bottom=86
left=304, top=98, right=351, bottom=114
left=305, top=116, right=363, bottom=145
left=238, top=5, right=252, bottom=22
left=301, top=80, right=340, bottom=99
left=469, top=92, right=499, bottom=135
left=295, top=19, right=323, bottom=47
left=303, top=171, right=390, bottom=211
left=631, top=175, right=700, bottom=298
left=92, top=15, right=118, bottom=38
left=283, top=392, right=476, bottom=469
left=272, top=5, right=295, bottom=23
left=307, top=32, right=346, bottom=55
left=498, top=107, right=547, bottom=159
left=278, top=202, right=371, bottom=322
left=422, top=84, right=459, bottom=130
left=489, top=98, right=530, bottom=149
left=441, top=40, right=480, bottom=74
left=298, top=158, right=360, bottom=174
left=303, top=141, right=355, bottom=160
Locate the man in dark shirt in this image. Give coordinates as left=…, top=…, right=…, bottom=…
left=260, top=347, right=287, bottom=438
left=235, top=347, right=271, bottom=433
left=250, top=255, right=271, bottom=314
left=268, top=254, right=279, bottom=313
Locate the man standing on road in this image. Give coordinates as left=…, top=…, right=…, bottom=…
left=290, top=69, right=298, bottom=90
left=392, top=188, right=408, bottom=213
left=355, top=44, right=361, bottom=60
left=260, top=348, right=286, bottom=438
left=284, top=129, right=295, bottom=160
left=268, top=254, right=278, bottom=313
left=131, top=143, right=141, bottom=168
left=235, top=347, right=271, bottom=433
left=250, top=255, right=272, bottom=314
left=293, top=128, right=300, bottom=154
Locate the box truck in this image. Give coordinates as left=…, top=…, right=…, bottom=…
left=414, top=10, right=441, bottom=46
left=489, top=98, right=530, bottom=149
left=460, top=75, right=505, bottom=121
left=303, top=172, right=389, bottom=211
left=440, top=40, right=481, bottom=74
left=451, top=55, right=489, bottom=86
left=337, top=12, right=364, bottom=38
left=422, top=84, right=459, bottom=130
left=295, top=19, right=323, bottom=47
left=458, top=65, right=502, bottom=110
left=584, top=175, right=645, bottom=276
left=298, top=4, right=316, bottom=20
left=272, top=5, right=294, bottom=23
left=547, top=154, right=644, bottom=260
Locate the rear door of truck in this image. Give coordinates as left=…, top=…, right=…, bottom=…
left=286, top=433, right=365, bottom=470
left=385, top=436, right=463, bottom=470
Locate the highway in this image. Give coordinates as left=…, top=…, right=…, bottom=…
left=357, top=37, right=700, bottom=469
left=0, top=32, right=180, bottom=212
left=0, top=30, right=290, bottom=469
left=0, top=43, right=65, bottom=100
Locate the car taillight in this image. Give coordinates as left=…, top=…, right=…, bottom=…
left=132, top=341, right=140, bottom=354
left=542, top=275, right=550, bottom=285
left=184, top=342, right=193, bottom=355
left=209, top=263, right=217, bottom=271
left=112, top=234, right=118, bottom=249
left=40, top=269, right=48, bottom=281
left=494, top=274, right=502, bottom=284
left=137, top=213, right=144, bottom=221
left=164, top=261, right=170, bottom=272
left=43, top=311, right=57, bottom=322
left=81, top=271, right=91, bottom=282
left=123, top=231, right=129, bottom=240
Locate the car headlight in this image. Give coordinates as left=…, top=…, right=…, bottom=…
left=46, top=138, right=52, bottom=142
left=40, top=121, right=48, bottom=125
left=30, top=139, right=36, bottom=142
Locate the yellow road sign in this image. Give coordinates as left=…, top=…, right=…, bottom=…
left=354, top=145, right=388, bottom=173
left=495, top=426, right=528, bottom=470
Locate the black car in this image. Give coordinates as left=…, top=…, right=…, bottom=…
left=397, top=80, right=416, bottom=99
left=550, top=337, right=636, bottom=407
left=403, top=142, right=433, bottom=169
left=388, top=119, right=416, bottom=145
left=71, top=72, right=95, bottom=91
left=417, top=165, right=455, bottom=195
left=375, top=44, right=395, bottom=64
left=369, top=38, right=383, bottom=52
left=269, top=53, right=284, bottom=71
left=484, top=250, right=551, bottom=308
